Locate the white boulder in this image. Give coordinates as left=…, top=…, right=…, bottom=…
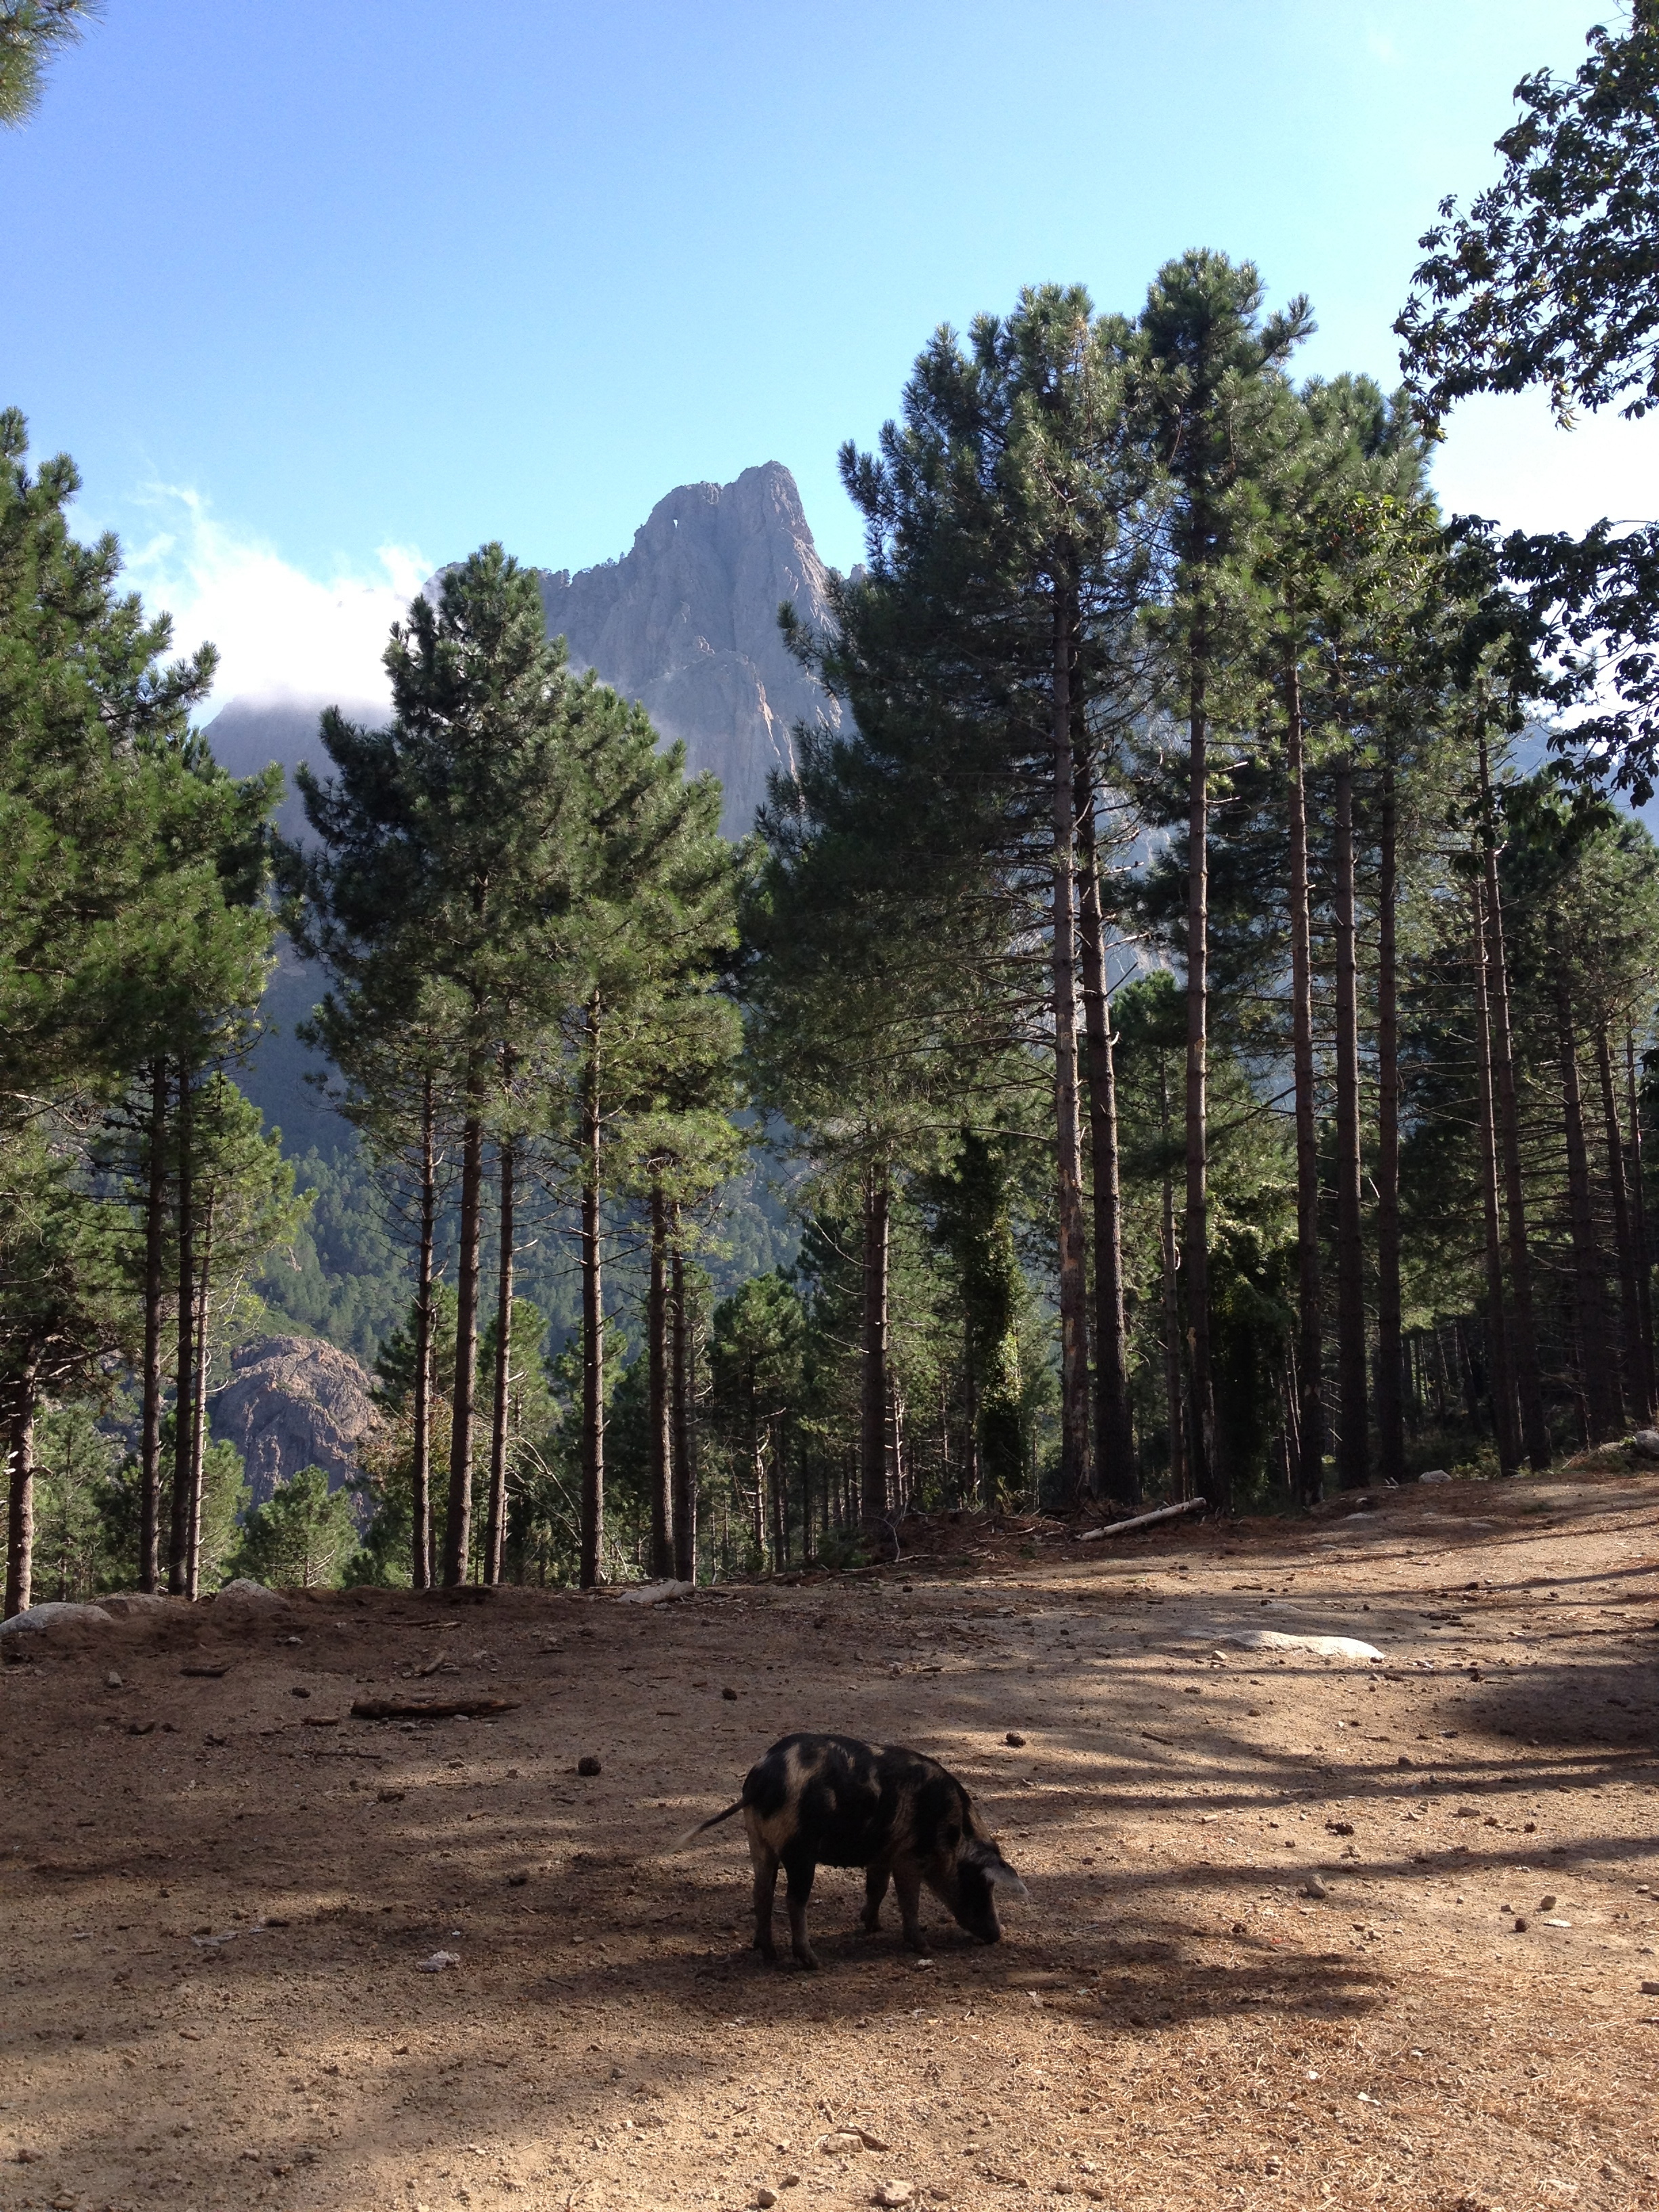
left=212, top=1578, right=289, bottom=1607
left=0, top=1601, right=114, bottom=1639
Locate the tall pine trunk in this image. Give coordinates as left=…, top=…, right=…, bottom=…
left=185, top=1189, right=214, bottom=1601
left=1185, top=665, right=1221, bottom=1507
left=5, top=1358, right=41, bottom=1618
left=1076, top=754, right=1134, bottom=1505
left=579, top=996, right=605, bottom=1589
left=1597, top=1025, right=1645, bottom=1427
left=670, top=1231, right=696, bottom=1582
left=442, top=1067, right=485, bottom=1586
left=138, top=1059, right=168, bottom=1593
left=1284, top=649, right=1325, bottom=1503
left=860, top=1164, right=890, bottom=1530
left=167, top=1067, right=195, bottom=1596
left=484, top=1139, right=515, bottom=1584
left=1628, top=1031, right=1658, bottom=1420
left=1375, top=756, right=1404, bottom=1486
left=1556, top=979, right=1620, bottom=1438
left=747, top=1366, right=766, bottom=1568
left=1473, top=888, right=1521, bottom=1475
left=1050, top=592, right=1091, bottom=1496
left=1160, top=1056, right=1185, bottom=1500
left=410, top=1075, right=436, bottom=1591
left=1333, top=759, right=1368, bottom=1488
left=1480, top=737, right=1549, bottom=1469
left=648, top=1182, right=674, bottom=1578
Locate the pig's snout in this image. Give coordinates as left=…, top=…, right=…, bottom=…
left=950, top=1851, right=1025, bottom=1943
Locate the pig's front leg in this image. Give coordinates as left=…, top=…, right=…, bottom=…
left=860, top=1863, right=890, bottom=1933
left=748, top=1835, right=780, bottom=1962
left=892, top=1862, right=930, bottom=1953
left=783, top=1853, right=819, bottom=1969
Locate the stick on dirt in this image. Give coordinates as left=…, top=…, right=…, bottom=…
left=1078, top=1497, right=1207, bottom=1540
left=349, top=1696, right=522, bottom=1720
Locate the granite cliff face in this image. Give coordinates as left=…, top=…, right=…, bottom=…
left=206, top=464, right=839, bottom=1151
left=209, top=1335, right=381, bottom=1505
left=535, top=462, right=842, bottom=837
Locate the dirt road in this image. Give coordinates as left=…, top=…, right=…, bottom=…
left=3, top=1469, right=1657, bottom=2212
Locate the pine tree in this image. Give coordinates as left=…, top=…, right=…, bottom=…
left=288, top=545, right=589, bottom=1587
left=783, top=283, right=1158, bottom=1504
left=1132, top=253, right=1311, bottom=1511
left=1, top=1136, right=127, bottom=1615
left=554, top=687, right=739, bottom=1588
left=0, top=0, right=100, bottom=127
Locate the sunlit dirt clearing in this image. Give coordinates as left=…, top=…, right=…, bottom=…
left=3, top=1469, right=1657, bottom=2212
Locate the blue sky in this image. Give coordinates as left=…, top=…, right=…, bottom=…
left=4, top=0, right=1645, bottom=708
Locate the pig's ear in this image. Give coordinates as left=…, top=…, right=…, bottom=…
left=984, top=1858, right=1029, bottom=1900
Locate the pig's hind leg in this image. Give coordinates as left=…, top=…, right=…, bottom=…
left=747, top=1832, right=781, bottom=1963
left=860, top=1863, right=890, bottom=1934
left=782, top=1851, right=819, bottom=1969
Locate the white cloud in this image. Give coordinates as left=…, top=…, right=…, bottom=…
left=117, top=485, right=430, bottom=716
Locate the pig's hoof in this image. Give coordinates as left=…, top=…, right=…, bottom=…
left=859, top=1913, right=882, bottom=1936
left=792, top=1948, right=819, bottom=1971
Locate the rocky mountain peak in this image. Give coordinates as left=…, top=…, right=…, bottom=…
left=535, top=460, right=842, bottom=836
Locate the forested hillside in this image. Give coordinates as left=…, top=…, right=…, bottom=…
left=9, top=7, right=1659, bottom=1620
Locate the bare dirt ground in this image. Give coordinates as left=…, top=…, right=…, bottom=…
left=3, top=1469, right=1658, bottom=2212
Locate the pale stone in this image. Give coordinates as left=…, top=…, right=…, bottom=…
left=1181, top=1623, right=1385, bottom=1661
left=0, top=1601, right=113, bottom=1637
left=213, top=1578, right=288, bottom=1607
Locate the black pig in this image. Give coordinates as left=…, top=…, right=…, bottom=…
left=682, top=1731, right=1026, bottom=1969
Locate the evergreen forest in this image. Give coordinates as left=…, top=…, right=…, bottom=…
left=10, top=6, right=1659, bottom=1614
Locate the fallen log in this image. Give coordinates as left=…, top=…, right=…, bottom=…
left=350, top=1696, right=522, bottom=1721
left=1077, top=1498, right=1207, bottom=1541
